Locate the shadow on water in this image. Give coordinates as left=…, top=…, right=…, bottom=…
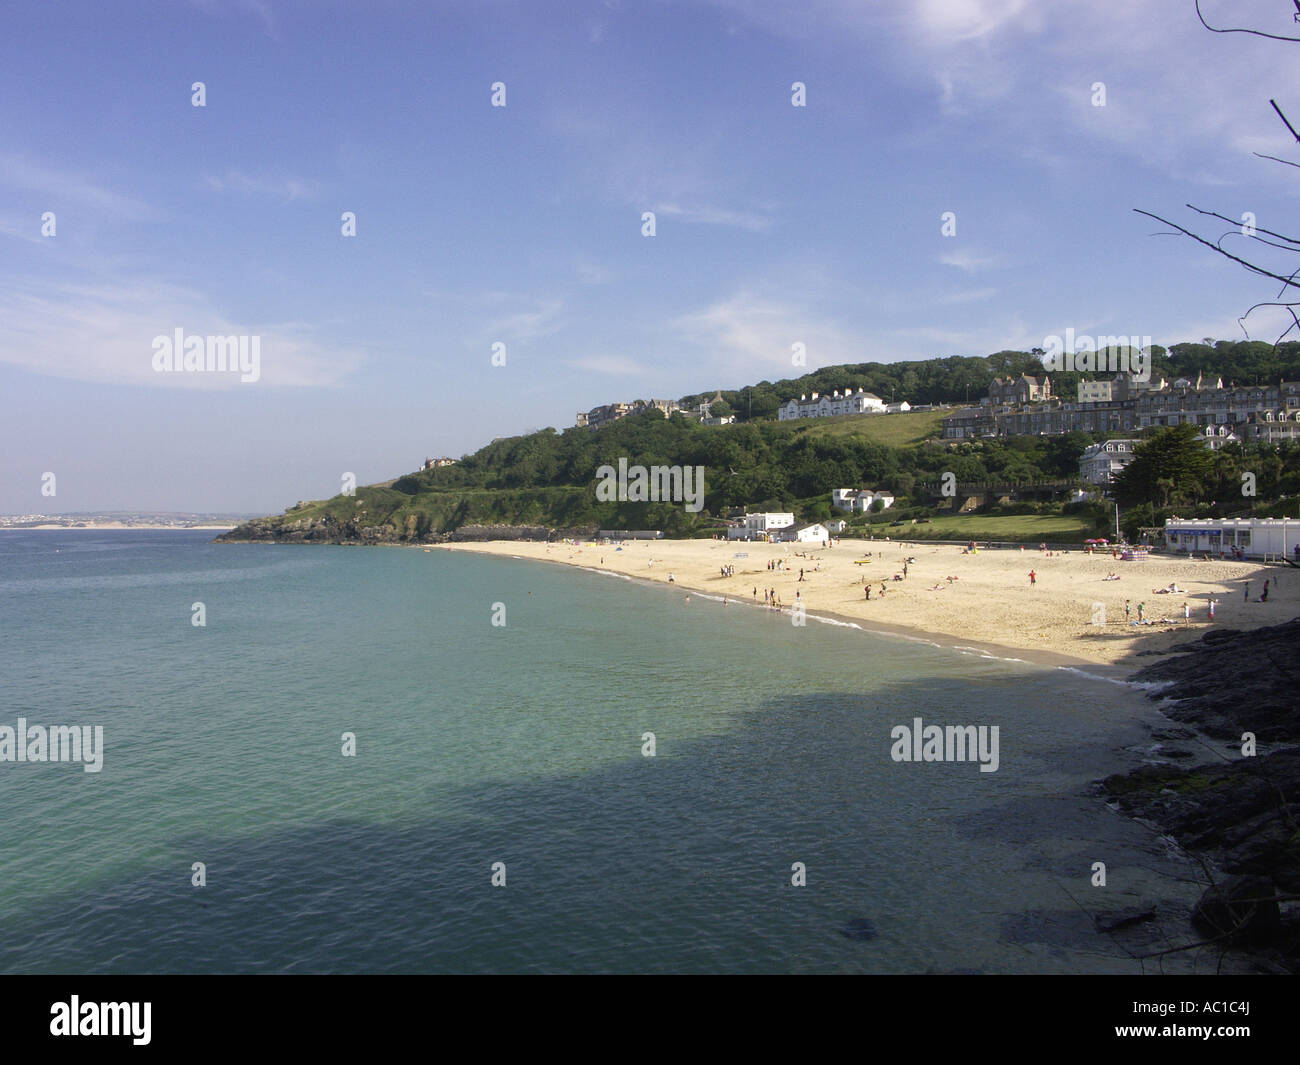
left=0, top=680, right=1220, bottom=975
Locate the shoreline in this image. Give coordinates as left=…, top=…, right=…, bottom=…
left=447, top=542, right=1113, bottom=671
left=2, top=524, right=238, bottom=531
left=433, top=537, right=1291, bottom=670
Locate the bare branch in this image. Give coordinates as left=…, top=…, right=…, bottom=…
left=1187, top=204, right=1300, bottom=247
left=1195, top=0, right=1300, bottom=42
left=1134, top=208, right=1300, bottom=290
left=1272, top=99, right=1300, bottom=144
left=1252, top=150, right=1300, bottom=169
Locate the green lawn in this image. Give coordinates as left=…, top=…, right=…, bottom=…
left=854, top=513, right=1095, bottom=542
left=787, top=409, right=947, bottom=447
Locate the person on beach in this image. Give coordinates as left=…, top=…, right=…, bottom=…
left=1124, top=599, right=1131, bottom=623
left=1183, top=601, right=1190, bottom=623
left=1260, top=580, right=1269, bottom=603
left=865, top=585, right=871, bottom=600
left=1028, top=569, right=1036, bottom=587
left=1244, top=581, right=1250, bottom=602
left=1137, top=602, right=1144, bottom=622
left=1208, top=598, right=1216, bottom=621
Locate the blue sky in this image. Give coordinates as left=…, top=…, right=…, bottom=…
left=4, top=0, right=1300, bottom=512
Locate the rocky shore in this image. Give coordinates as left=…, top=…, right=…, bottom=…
left=1101, top=617, right=1300, bottom=971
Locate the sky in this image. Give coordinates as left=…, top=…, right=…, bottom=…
left=3, top=0, right=1300, bottom=513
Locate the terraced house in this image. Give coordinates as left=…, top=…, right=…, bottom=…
left=944, top=374, right=1300, bottom=440
left=778, top=388, right=886, bottom=421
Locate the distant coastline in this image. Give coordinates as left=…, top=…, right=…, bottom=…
left=2, top=523, right=239, bottom=531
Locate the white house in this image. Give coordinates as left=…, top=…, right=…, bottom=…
left=826, top=519, right=847, bottom=533
left=778, top=388, right=887, bottom=421
left=1165, top=517, right=1300, bottom=561
left=1078, top=439, right=1138, bottom=484
left=742, top=512, right=796, bottom=540
left=777, top=522, right=830, bottom=544
left=885, top=401, right=911, bottom=414
left=832, top=488, right=895, bottom=513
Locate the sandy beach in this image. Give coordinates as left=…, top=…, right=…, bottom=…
left=443, top=537, right=1295, bottom=668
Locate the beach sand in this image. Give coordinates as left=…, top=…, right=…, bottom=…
left=442, top=537, right=1294, bottom=668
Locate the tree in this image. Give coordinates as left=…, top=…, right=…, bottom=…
left=1112, top=424, right=1215, bottom=508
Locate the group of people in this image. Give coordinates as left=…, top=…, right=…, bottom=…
left=1245, top=578, right=1274, bottom=603
left=719, top=564, right=735, bottom=577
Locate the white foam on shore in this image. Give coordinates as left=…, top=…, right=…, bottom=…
left=1056, top=666, right=1175, bottom=693
left=575, top=565, right=633, bottom=581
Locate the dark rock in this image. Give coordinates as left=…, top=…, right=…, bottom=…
left=840, top=917, right=878, bottom=941
left=1128, top=618, right=1300, bottom=743
left=1151, top=727, right=1195, bottom=741
left=1191, top=875, right=1281, bottom=944
left=1095, top=906, right=1158, bottom=933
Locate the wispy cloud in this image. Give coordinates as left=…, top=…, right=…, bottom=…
left=938, top=249, right=998, bottom=272
left=936, top=286, right=997, bottom=305
left=0, top=280, right=362, bottom=387
left=655, top=201, right=773, bottom=233
left=562, top=353, right=649, bottom=375
left=187, top=0, right=279, bottom=38
left=673, top=292, right=860, bottom=373
left=0, top=154, right=157, bottom=222
left=204, top=172, right=319, bottom=202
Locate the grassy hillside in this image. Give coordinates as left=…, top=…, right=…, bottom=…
left=787, top=409, right=948, bottom=447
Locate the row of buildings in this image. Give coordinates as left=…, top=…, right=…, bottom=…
left=722, top=484, right=896, bottom=541
left=777, top=388, right=912, bottom=421
left=575, top=392, right=738, bottom=430
left=945, top=373, right=1300, bottom=443
left=576, top=398, right=681, bottom=430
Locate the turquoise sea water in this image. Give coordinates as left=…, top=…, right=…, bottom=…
left=0, top=530, right=1220, bottom=973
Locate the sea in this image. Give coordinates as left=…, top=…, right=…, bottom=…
left=0, top=529, right=1228, bottom=973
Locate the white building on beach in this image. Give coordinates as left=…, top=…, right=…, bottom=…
left=777, top=522, right=830, bottom=543
left=745, top=512, right=795, bottom=539
left=1164, top=517, right=1300, bottom=561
